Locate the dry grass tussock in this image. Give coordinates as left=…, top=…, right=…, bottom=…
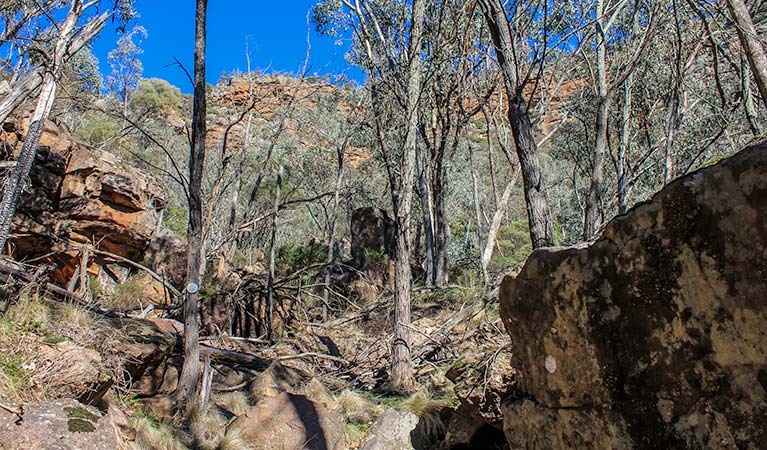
left=0, top=290, right=128, bottom=402
left=187, top=395, right=253, bottom=450
left=131, top=413, right=187, bottom=450
left=401, top=389, right=448, bottom=441
left=213, top=390, right=252, bottom=416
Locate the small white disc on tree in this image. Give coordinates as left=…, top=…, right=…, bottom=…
left=544, top=355, right=557, bottom=374
left=186, top=282, right=199, bottom=294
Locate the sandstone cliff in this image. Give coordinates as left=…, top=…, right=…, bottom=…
left=1, top=114, right=167, bottom=287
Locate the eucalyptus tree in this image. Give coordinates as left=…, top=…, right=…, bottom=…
left=314, top=0, right=427, bottom=393
left=107, top=25, right=147, bottom=116
left=477, top=0, right=561, bottom=249
left=582, top=0, right=657, bottom=240
left=727, top=0, right=767, bottom=112
left=417, top=0, right=495, bottom=287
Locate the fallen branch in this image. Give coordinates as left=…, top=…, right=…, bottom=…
left=199, top=344, right=270, bottom=369
left=0, top=402, right=23, bottom=417
left=0, top=263, right=87, bottom=304
left=90, top=249, right=182, bottom=297
left=274, top=352, right=348, bottom=365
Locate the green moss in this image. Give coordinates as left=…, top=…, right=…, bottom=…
left=64, top=406, right=101, bottom=422
left=67, top=418, right=96, bottom=433
left=43, top=335, right=66, bottom=344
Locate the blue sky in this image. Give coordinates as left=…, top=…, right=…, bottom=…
left=90, top=0, right=363, bottom=92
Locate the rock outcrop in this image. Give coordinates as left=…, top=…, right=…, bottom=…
left=1, top=115, right=167, bottom=287
left=499, top=142, right=767, bottom=448
left=0, top=399, right=122, bottom=450
left=350, top=207, right=395, bottom=287
left=227, top=392, right=346, bottom=450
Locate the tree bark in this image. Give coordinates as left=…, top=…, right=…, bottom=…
left=728, top=0, right=767, bottom=111
left=478, top=0, right=555, bottom=249
left=390, top=0, right=426, bottom=394
left=176, top=0, right=207, bottom=403
left=584, top=0, right=610, bottom=241
left=617, top=75, right=632, bottom=214
left=322, top=144, right=345, bottom=322
left=0, top=10, right=107, bottom=126
left=265, top=166, right=282, bottom=339
left=469, top=144, right=483, bottom=247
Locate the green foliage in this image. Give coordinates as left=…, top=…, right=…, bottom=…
left=490, top=220, right=533, bottom=272
left=162, top=206, right=188, bottom=238
left=363, top=246, right=390, bottom=265
left=129, top=78, right=183, bottom=114
left=276, top=242, right=327, bottom=275
left=76, top=119, right=119, bottom=146
left=107, top=25, right=147, bottom=105
left=0, top=352, right=33, bottom=393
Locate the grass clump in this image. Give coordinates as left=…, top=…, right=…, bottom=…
left=187, top=395, right=251, bottom=450
left=0, top=352, right=33, bottom=400
left=105, top=276, right=146, bottom=309
left=400, top=390, right=448, bottom=442
left=214, top=391, right=252, bottom=416
left=131, top=412, right=186, bottom=450
left=338, top=389, right=382, bottom=425
left=5, top=292, right=50, bottom=332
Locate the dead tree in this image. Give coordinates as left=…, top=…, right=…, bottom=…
left=176, top=0, right=208, bottom=403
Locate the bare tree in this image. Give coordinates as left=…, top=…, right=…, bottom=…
left=176, top=0, right=208, bottom=403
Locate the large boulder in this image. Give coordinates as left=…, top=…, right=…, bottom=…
left=499, top=142, right=767, bottom=449
left=0, top=399, right=122, bottom=450
left=359, top=408, right=418, bottom=450
left=350, top=207, right=395, bottom=287
left=227, top=392, right=346, bottom=450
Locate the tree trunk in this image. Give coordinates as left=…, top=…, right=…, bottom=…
left=742, top=52, right=763, bottom=135
left=265, top=166, right=282, bottom=340
left=618, top=75, right=632, bottom=214
left=0, top=9, right=107, bottom=126
left=0, top=0, right=89, bottom=251
left=728, top=0, right=767, bottom=111
left=433, top=155, right=450, bottom=286
left=416, top=146, right=435, bottom=287
left=469, top=144, right=483, bottom=247
left=390, top=0, right=426, bottom=394
left=323, top=144, right=345, bottom=322
left=176, top=0, right=207, bottom=403
left=481, top=169, right=519, bottom=284
left=584, top=0, right=609, bottom=241
left=479, top=0, right=554, bottom=249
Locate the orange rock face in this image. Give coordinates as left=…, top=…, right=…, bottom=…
left=2, top=114, right=167, bottom=286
